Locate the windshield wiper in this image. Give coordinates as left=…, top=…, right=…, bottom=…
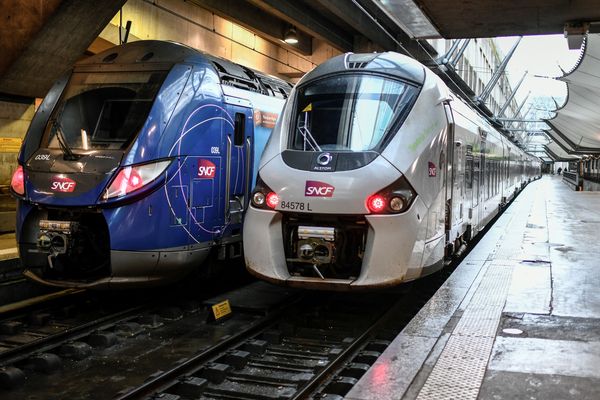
left=298, top=112, right=321, bottom=152
left=50, top=117, right=78, bottom=161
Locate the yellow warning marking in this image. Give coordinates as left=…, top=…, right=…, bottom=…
left=302, top=103, right=313, bottom=112
left=211, top=299, right=232, bottom=320
left=0, top=137, right=22, bottom=153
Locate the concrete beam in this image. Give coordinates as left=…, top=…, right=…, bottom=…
left=0, top=0, right=63, bottom=78
left=248, top=0, right=353, bottom=51
left=312, top=0, right=407, bottom=53
left=351, top=0, right=438, bottom=60
left=0, top=0, right=126, bottom=98
left=191, top=0, right=313, bottom=55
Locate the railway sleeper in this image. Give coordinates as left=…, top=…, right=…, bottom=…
left=340, top=362, right=371, bottom=379
left=59, top=341, right=92, bottom=360
left=322, top=376, right=359, bottom=396
left=23, top=352, right=62, bottom=373
left=0, top=366, right=25, bottom=389
left=202, top=378, right=297, bottom=400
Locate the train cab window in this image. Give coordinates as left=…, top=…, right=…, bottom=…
left=234, top=112, right=245, bottom=146
left=42, top=71, right=167, bottom=151
left=291, top=74, right=418, bottom=152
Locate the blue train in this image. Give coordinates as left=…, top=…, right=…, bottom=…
left=11, top=40, right=290, bottom=288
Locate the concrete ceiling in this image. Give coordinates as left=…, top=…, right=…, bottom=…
left=0, top=0, right=126, bottom=99
left=240, top=0, right=437, bottom=59
left=406, top=0, right=600, bottom=38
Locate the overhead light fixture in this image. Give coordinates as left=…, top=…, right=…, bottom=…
left=284, top=27, right=299, bottom=45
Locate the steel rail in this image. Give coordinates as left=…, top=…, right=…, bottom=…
left=0, top=305, right=145, bottom=368
left=290, top=293, right=410, bottom=399
left=115, top=297, right=302, bottom=400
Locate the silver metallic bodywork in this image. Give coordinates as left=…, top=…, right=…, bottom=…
left=244, top=52, right=541, bottom=290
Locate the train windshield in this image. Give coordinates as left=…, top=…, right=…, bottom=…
left=291, top=74, right=417, bottom=152
left=43, top=70, right=167, bottom=151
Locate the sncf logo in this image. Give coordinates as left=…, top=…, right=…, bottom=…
left=50, top=176, right=76, bottom=193
left=305, top=180, right=335, bottom=197
left=198, top=159, right=216, bottom=178
left=428, top=161, right=437, bottom=177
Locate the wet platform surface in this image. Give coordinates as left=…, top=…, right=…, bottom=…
left=346, top=175, right=600, bottom=400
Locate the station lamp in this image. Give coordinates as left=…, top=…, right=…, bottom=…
left=284, top=27, right=299, bottom=44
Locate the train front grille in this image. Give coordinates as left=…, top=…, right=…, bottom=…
left=20, top=208, right=111, bottom=282
left=282, top=213, right=367, bottom=280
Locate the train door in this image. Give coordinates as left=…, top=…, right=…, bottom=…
left=444, top=103, right=460, bottom=242
left=185, top=106, right=227, bottom=245
left=471, top=146, right=481, bottom=231
left=443, top=104, right=453, bottom=206
left=224, top=104, right=254, bottom=236
left=507, top=148, right=511, bottom=191
left=464, top=144, right=474, bottom=233
left=477, top=131, right=487, bottom=226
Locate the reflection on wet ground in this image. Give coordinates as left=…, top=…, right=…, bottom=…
left=347, top=175, right=600, bottom=400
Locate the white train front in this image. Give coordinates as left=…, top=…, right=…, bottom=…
left=244, top=52, right=540, bottom=290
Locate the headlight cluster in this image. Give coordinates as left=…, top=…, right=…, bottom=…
left=251, top=175, right=279, bottom=210
left=366, top=175, right=416, bottom=214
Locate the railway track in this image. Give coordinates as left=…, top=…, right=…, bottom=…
left=1, top=260, right=456, bottom=398
left=0, top=289, right=155, bottom=389
left=115, top=278, right=445, bottom=400
left=0, top=257, right=255, bottom=393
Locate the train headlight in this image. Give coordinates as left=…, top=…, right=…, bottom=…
left=389, top=196, right=405, bottom=212
left=103, top=159, right=172, bottom=200
left=252, top=192, right=266, bottom=206
left=366, top=175, right=416, bottom=214
left=10, top=165, right=25, bottom=197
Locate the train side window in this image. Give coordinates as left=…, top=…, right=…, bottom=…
left=234, top=112, right=245, bottom=146
left=486, top=161, right=490, bottom=199
left=496, top=161, right=499, bottom=194
left=492, top=162, right=495, bottom=196
left=465, top=145, right=473, bottom=190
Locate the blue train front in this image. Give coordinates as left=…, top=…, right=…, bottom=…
left=11, top=40, right=289, bottom=288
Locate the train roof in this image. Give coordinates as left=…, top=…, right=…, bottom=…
left=77, top=40, right=291, bottom=99
left=297, top=52, right=426, bottom=86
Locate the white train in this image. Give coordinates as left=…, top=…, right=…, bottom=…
left=243, top=52, right=541, bottom=290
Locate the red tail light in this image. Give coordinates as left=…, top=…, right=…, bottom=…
left=103, top=160, right=171, bottom=200
left=11, top=165, right=25, bottom=196
left=367, top=194, right=386, bottom=213
left=107, top=167, right=143, bottom=197
left=266, top=192, right=280, bottom=209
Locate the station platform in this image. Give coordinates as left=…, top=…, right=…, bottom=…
left=0, top=186, right=17, bottom=263
left=346, top=175, right=600, bottom=400
left=0, top=232, right=19, bottom=262
left=0, top=232, right=17, bottom=262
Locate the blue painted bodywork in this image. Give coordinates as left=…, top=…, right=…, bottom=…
left=15, top=41, right=288, bottom=280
